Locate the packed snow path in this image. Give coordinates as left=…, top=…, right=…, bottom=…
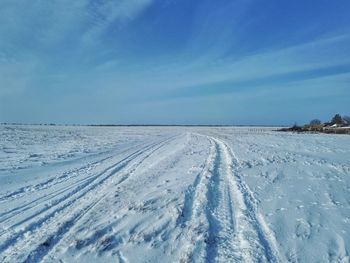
left=0, top=126, right=349, bottom=262
left=169, top=135, right=282, bottom=263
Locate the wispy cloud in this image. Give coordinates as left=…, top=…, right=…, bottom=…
left=0, top=0, right=349, bottom=124
left=159, top=63, right=350, bottom=99
left=0, top=0, right=153, bottom=95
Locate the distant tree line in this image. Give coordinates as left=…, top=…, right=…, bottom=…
left=279, top=114, right=350, bottom=134
left=310, top=114, right=350, bottom=126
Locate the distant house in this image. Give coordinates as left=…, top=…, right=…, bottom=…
left=278, top=115, right=350, bottom=134
left=323, top=124, right=350, bottom=134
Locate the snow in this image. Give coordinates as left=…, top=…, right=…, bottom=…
left=0, top=125, right=349, bottom=262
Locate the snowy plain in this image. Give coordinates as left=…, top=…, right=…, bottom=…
left=0, top=125, right=349, bottom=263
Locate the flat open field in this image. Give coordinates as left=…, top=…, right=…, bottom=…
left=0, top=125, right=349, bottom=262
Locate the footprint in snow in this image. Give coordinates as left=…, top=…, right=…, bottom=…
left=295, top=220, right=311, bottom=240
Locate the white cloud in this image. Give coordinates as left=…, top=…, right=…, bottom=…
left=0, top=0, right=154, bottom=97
left=0, top=0, right=153, bottom=53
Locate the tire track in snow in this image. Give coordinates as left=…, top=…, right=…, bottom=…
left=0, top=141, right=158, bottom=229
left=35, top=134, right=185, bottom=262
left=173, top=135, right=246, bottom=262
left=0, top=141, right=154, bottom=204
left=174, top=134, right=283, bottom=262
left=51, top=134, right=192, bottom=262
left=1, top=137, right=176, bottom=229
left=0, top=155, right=111, bottom=203
left=210, top=137, right=283, bottom=262
left=0, top=173, right=104, bottom=225
left=0, top=135, right=179, bottom=263
left=172, top=135, right=216, bottom=262
left=204, top=140, right=242, bottom=262
left=0, top=138, right=156, bottom=226
left=0, top=139, right=163, bottom=236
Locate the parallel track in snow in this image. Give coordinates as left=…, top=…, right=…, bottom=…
left=0, top=140, right=160, bottom=227
left=0, top=135, right=179, bottom=263
left=172, top=136, right=216, bottom=262
left=0, top=141, right=154, bottom=204
left=0, top=132, right=285, bottom=263
left=174, top=134, right=283, bottom=262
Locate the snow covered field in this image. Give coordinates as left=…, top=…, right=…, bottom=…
left=0, top=125, right=349, bottom=263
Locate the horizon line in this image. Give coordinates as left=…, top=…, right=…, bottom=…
left=0, top=122, right=287, bottom=127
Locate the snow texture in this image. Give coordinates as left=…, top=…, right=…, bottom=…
left=0, top=125, right=349, bottom=263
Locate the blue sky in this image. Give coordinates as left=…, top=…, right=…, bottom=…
left=0, top=0, right=349, bottom=125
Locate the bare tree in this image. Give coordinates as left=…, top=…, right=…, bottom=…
left=331, top=114, right=343, bottom=125
left=310, top=119, right=321, bottom=125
